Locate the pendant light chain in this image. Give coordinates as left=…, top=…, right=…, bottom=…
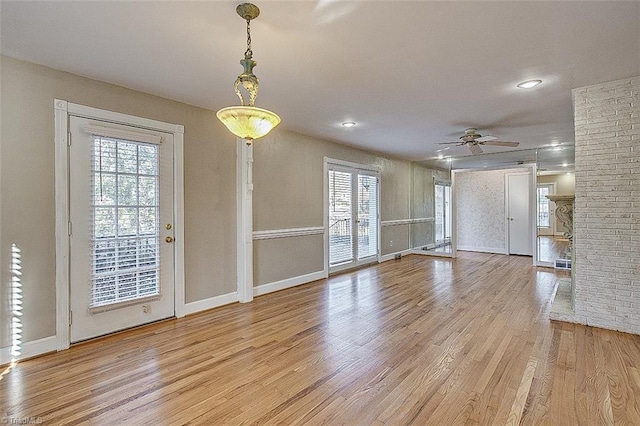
left=245, top=18, right=253, bottom=59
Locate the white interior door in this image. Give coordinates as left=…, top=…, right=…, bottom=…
left=328, top=166, right=379, bottom=272
left=507, top=173, right=533, bottom=256
left=69, top=116, right=175, bottom=342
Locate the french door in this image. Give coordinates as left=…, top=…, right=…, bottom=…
left=328, top=165, right=379, bottom=273
left=434, top=181, right=451, bottom=247
left=69, top=116, right=175, bottom=342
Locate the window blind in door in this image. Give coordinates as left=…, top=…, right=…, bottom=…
left=329, top=169, right=353, bottom=265
left=89, top=136, right=161, bottom=309
left=357, top=174, right=378, bottom=259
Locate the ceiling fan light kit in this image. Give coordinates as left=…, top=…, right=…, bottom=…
left=436, top=128, right=520, bottom=155
left=216, top=3, right=281, bottom=143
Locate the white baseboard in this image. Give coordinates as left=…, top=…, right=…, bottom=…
left=457, top=246, right=507, bottom=255
left=254, top=270, right=326, bottom=297
left=378, top=249, right=412, bottom=263
left=0, top=335, right=57, bottom=366
left=184, top=292, right=239, bottom=316
left=411, top=249, right=453, bottom=258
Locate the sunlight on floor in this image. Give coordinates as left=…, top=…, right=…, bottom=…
left=1, top=244, right=23, bottom=381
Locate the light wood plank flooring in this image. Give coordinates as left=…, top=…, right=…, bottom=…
left=537, top=236, right=571, bottom=264
left=2, top=252, right=639, bottom=425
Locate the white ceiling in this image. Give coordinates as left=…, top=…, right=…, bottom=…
left=2, top=1, right=639, bottom=163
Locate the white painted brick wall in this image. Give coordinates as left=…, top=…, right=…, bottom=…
left=573, top=76, right=640, bottom=335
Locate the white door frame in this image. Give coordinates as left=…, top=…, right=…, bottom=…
left=54, top=100, right=185, bottom=351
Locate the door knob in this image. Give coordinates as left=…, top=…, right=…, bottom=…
left=165, top=236, right=174, bottom=243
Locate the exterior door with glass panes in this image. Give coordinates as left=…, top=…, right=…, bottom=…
left=328, top=165, right=379, bottom=273
left=434, top=181, right=451, bottom=247
left=69, top=116, right=175, bottom=342
left=537, top=184, right=555, bottom=236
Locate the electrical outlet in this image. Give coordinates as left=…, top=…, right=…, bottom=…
left=142, top=305, right=150, bottom=314
left=390, top=240, right=393, bottom=247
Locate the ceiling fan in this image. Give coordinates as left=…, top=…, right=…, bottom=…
left=437, top=128, right=520, bottom=155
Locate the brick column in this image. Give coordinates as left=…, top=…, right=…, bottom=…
left=572, top=76, right=640, bottom=335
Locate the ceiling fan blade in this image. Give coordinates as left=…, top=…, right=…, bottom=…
left=436, top=141, right=463, bottom=145
left=480, top=141, right=520, bottom=147
left=469, top=144, right=483, bottom=155
left=476, top=135, right=497, bottom=142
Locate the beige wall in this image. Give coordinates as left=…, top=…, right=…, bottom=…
left=253, top=235, right=324, bottom=286
left=0, top=56, right=237, bottom=346
left=410, top=164, right=450, bottom=248
left=1, top=55, right=421, bottom=349
left=251, top=129, right=415, bottom=285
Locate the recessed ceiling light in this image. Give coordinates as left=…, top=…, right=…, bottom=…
left=562, top=162, right=568, bottom=167
left=517, top=79, right=542, bottom=89
left=341, top=121, right=356, bottom=128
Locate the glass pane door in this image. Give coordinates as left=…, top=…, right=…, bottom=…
left=329, top=170, right=353, bottom=265
left=435, top=184, right=444, bottom=242
left=328, top=166, right=379, bottom=272
left=431, top=181, right=452, bottom=254
left=69, top=116, right=175, bottom=343
left=434, top=182, right=452, bottom=244
left=357, top=174, right=378, bottom=259
left=537, top=185, right=550, bottom=228
left=91, top=137, right=161, bottom=308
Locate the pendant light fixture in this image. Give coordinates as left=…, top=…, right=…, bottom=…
left=216, top=3, right=281, bottom=143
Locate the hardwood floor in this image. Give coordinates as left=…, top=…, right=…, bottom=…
left=2, top=252, right=639, bottom=425
left=537, top=236, right=571, bottom=264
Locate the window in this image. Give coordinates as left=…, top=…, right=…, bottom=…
left=91, top=136, right=160, bottom=308
left=537, top=186, right=550, bottom=228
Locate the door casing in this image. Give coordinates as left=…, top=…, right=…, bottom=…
left=54, top=100, right=185, bottom=350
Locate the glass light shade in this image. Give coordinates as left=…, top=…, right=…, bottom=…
left=216, top=106, right=281, bottom=140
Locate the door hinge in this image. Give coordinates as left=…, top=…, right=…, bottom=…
left=67, top=130, right=72, bottom=146
left=68, top=221, right=72, bottom=236
left=69, top=310, right=73, bottom=326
